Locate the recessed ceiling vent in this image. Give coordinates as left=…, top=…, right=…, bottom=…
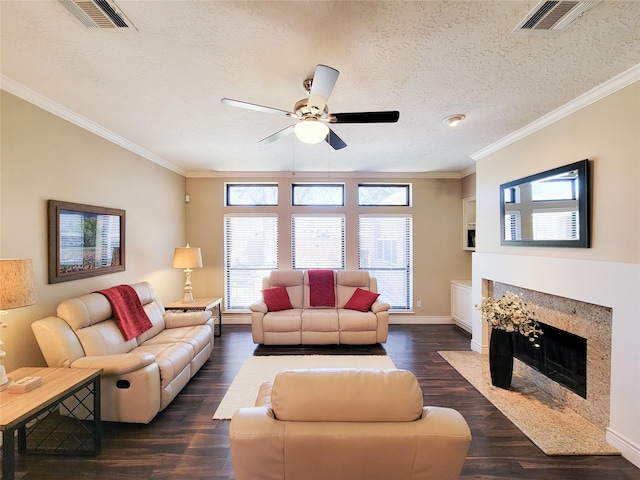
left=59, top=0, right=136, bottom=29
left=513, top=1, right=600, bottom=32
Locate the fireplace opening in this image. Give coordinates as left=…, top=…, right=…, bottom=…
left=513, top=322, right=587, bottom=398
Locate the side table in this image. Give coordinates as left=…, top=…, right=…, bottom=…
left=0, top=367, right=102, bottom=480
left=165, top=297, right=223, bottom=337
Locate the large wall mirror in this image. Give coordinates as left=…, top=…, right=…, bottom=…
left=500, top=159, right=590, bottom=248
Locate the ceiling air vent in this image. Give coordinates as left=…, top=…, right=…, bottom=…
left=59, top=0, right=136, bottom=29
left=513, top=1, right=600, bottom=32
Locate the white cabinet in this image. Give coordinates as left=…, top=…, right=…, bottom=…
left=450, top=280, right=472, bottom=333
left=463, top=197, right=476, bottom=251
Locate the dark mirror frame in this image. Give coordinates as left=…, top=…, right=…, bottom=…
left=48, top=200, right=126, bottom=283
left=500, top=159, right=590, bottom=248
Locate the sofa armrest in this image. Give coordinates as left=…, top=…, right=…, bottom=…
left=164, top=311, right=212, bottom=328
left=371, top=300, right=390, bottom=313
left=249, top=302, right=268, bottom=313
left=71, top=352, right=156, bottom=375
left=230, top=406, right=286, bottom=480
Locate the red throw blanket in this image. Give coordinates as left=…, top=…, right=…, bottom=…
left=97, top=285, right=153, bottom=341
left=308, top=269, right=336, bottom=307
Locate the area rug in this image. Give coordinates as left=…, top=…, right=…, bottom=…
left=438, top=350, right=619, bottom=456
left=213, top=355, right=396, bottom=420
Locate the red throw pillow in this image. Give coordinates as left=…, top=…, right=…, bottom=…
left=344, top=288, right=380, bottom=312
left=262, top=286, right=293, bottom=312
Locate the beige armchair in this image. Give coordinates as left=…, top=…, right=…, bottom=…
left=229, top=368, right=472, bottom=480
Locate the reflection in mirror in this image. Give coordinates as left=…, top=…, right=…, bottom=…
left=500, top=160, right=590, bottom=247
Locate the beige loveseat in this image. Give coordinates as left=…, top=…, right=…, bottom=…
left=249, top=270, right=390, bottom=345
left=31, top=282, right=214, bottom=424
left=230, top=368, right=472, bottom=480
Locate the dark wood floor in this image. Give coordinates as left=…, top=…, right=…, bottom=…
left=16, top=325, right=640, bottom=479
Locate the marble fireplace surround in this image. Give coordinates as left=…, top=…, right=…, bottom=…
left=472, top=252, right=640, bottom=468
left=492, top=281, right=612, bottom=428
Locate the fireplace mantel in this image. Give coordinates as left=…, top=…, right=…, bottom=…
left=472, top=252, right=640, bottom=466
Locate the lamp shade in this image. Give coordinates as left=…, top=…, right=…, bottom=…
left=294, top=119, right=329, bottom=144
left=0, top=259, right=37, bottom=310
left=172, top=245, right=203, bottom=269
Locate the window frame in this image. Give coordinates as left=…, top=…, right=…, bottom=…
left=357, top=183, right=411, bottom=206
left=223, top=213, right=278, bottom=311
left=225, top=182, right=279, bottom=206
left=291, top=214, right=346, bottom=270
left=358, top=214, right=413, bottom=311
left=291, top=183, right=345, bottom=206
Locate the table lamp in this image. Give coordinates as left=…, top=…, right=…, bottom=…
left=0, top=259, right=37, bottom=390
left=172, top=244, right=203, bottom=303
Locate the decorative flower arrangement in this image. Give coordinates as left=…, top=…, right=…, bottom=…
left=476, top=291, right=543, bottom=346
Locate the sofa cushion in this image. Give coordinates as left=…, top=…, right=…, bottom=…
left=262, top=286, right=294, bottom=311
left=141, top=325, right=211, bottom=356
left=301, top=309, right=339, bottom=332
left=336, top=271, right=372, bottom=307
left=271, top=369, right=423, bottom=422
left=264, top=310, right=304, bottom=332
left=344, top=288, right=380, bottom=312
left=133, top=343, right=192, bottom=389
left=76, top=320, right=137, bottom=355
left=338, top=309, right=378, bottom=331
left=269, top=271, right=304, bottom=308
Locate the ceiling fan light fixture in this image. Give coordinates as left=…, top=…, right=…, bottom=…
left=444, top=114, right=466, bottom=127
left=294, top=119, right=329, bottom=144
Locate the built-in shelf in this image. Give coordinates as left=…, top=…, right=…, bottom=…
left=463, top=196, right=476, bottom=251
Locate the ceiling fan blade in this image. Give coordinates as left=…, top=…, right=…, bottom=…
left=331, top=111, right=400, bottom=124
left=221, top=98, right=293, bottom=117
left=326, top=128, right=347, bottom=150
left=258, top=125, right=295, bottom=144
left=307, top=65, right=339, bottom=116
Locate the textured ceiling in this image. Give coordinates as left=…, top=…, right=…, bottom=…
left=1, top=1, right=639, bottom=175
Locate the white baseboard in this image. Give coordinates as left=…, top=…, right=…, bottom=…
left=389, top=315, right=453, bottom=325
left=606, top=428, right=640, bottom=469
left=221, top=314, right=455, bottom=326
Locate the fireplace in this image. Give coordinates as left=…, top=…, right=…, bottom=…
left=493, top=282, right=612, bottom=428
left=513, top=322, right=587, bottom=398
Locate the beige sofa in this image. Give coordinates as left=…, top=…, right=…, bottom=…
left=249, top=270, right=390, bottom=345
left=31, top=282, right=214, bottom=424
left=230, top=368, right=472, bottom=480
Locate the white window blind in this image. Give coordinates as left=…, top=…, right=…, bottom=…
left=291, top=215, right=345, bottom=270
left=533, top=210, right=578, bottom=240
left=504, top=212, right=521, bottom=240
left=358, top=215, right=412, bottom=310
left=224, top=214, right=278, bottom=310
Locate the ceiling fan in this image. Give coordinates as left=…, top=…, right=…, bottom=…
left=221, top=65, right=399, bottom=150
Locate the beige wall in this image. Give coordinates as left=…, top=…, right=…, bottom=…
left=0, top=91, right=187, bottom=370
left=461, top=172, right=476, bottom=199
left=185, top=175, right=472, bottom=318
left=472, top=81, right=640, bottom=466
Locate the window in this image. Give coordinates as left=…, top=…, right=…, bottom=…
left=533, top=210, right=579, bottom=240
left=226, top=183, right=278, bottom=206
left=504, top=212, right=521, bottom=240
left=358, top=184, right=411, bottom=206
left=292, top=184, right=344, bottom=206
left=291, top=215, right=345, bottom=270
left=358, top=215, right=412, bottom=310
left=224, top=214, right=278, bottom=310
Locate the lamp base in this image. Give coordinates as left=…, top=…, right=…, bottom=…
left=182, top=291, right=195, bottom=303
left=0, top=364, right=9, bottom=391
left=182, top=268, right=195, bottom=303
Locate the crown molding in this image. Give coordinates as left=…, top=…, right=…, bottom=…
left=1, top=74, right=186, bottom=176
left=471, top=63, right=640, bottom=161
left=460, top=164, right=476, bottom=178
left=185, top=170, right=461, bottom=179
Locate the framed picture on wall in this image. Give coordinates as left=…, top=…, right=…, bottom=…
left=48, top=200, right=125, bottom=284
